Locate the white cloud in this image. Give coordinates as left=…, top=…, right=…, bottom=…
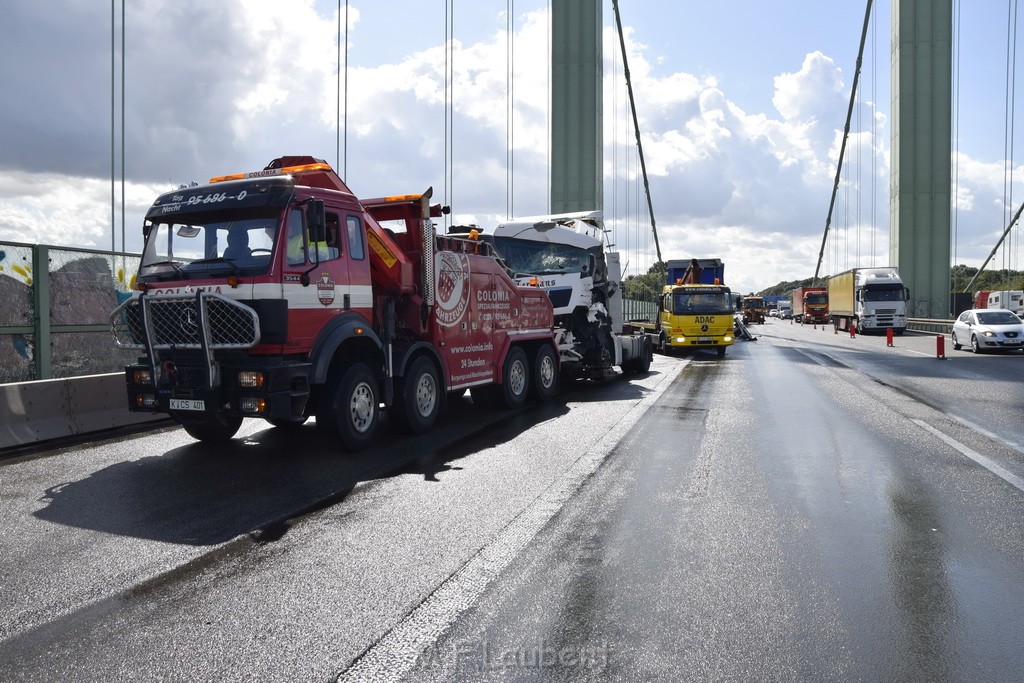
left=0, top=2, right=1019, bottom=292
left=773, top=51, right=844, bottom=122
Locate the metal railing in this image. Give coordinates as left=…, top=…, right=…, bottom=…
left=0, top=240, right=140, bottom=383
left=906, top=318, right=954, bottom=334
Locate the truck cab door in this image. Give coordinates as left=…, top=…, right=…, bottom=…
left=281, top=206, right=356, bottom=350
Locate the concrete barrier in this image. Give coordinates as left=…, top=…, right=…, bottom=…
left=0, top=373, right=163, bottom=451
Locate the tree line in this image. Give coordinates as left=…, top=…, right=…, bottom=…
left=622, top=262, right=1024, bottom=302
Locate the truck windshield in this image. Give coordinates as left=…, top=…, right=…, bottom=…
left=489, top=236, right=595, bottom=277
left=806, top=294, right=828, bottom=305
left=863, top=286, right=905, bottom=302
left=139, top=209, right=281, bottom=280
left=671, top=290, right=733, bottom=315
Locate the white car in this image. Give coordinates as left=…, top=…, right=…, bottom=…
left=951, top=308, right=1024, bottom=353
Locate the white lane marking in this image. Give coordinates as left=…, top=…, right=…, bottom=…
left=942, top=412, right=1024, bottom=455
left=912, top=418, right=1024, bottom=493
left=334, top=358, right=690, bottom=683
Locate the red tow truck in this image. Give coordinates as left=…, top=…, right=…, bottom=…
left=111, top=156, right=557, bottom=449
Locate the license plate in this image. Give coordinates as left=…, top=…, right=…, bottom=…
left=697, top=337, right=712, bottom=343
left=170, top=398, right=205, bottom=411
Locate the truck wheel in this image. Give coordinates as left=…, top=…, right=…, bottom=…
left=530, top=344, right=559, bottom=401
left=178, top=413, right=242, bottom=442
left=320, top=362, right=379, bottom=451
left=717, top=345, right=727, bottom=357
left=659, top=332, right=669, bottom=355
left=636, top=336, right=654, bottom=373
left=390, top=356, right=441, bottom=434
left=498, top=346, right=530, bottom=409
left=624, top=336, right=653, bottom=374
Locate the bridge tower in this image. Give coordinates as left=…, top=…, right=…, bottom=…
left=890, top=0, right=952, bottom=317
left=550, top=0, right=602, bottom=214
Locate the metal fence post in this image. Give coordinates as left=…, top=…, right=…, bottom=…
left=32, top=244, right=51, bottom=379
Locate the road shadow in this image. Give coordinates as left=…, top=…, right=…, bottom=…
left=393, top=396, right=572, bottom=481
left=32, top=395, right=575, bottom=546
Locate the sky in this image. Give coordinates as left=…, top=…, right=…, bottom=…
left=0, top=0, right=1022, bottom=294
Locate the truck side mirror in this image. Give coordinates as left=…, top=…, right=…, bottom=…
left=307, top=199, right=326, bottom=244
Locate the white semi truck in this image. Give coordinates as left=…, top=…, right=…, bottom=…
left=459, top=211, right=653, bottom=379
left=827, top=267, right=910, bottom=334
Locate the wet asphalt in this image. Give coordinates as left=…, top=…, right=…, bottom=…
left=1, top=322, right=1022, bottom=681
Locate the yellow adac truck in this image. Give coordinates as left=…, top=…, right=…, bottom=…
left=632, top=258, right=736, bottom=357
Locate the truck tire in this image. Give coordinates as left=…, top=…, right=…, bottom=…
left=530, top=344, right=559, bottom=401
left=390, top=355, right=441, bottom=434
left=319, top=362, right=379, bottom=451
left=623, top=336, right=653, bottom=374
left=497, top=346, right=530, bottom=409
left=470, top=347, right=530, bottom=409
left=635, top=336, right=654, bottom=373
left=178, top=413, right=243, bottom=442
left=716, top=345, right=727, bottom=357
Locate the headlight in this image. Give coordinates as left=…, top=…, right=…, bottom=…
left=132, top=368, right=152, bottom=385
left=237, top=371, right=266, bottom=388
left=983, top=331, right=996, bottom=337
left=675, top=337, right=686, bottom=343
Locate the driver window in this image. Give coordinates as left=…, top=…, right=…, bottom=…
left=285, top=207, right=341, bottom=265
left=286, top=209, right=306, bottom=266
left=320, top=213, right=342, bottom=262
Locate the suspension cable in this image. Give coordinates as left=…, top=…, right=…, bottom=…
left=611, top=0, right=661, bottom=263
left=336, top=0, right=341, bottom=172
left=110, top=0, right=115, bottom=254
left=968, top=0, right=1020, bottom=292
left=444, top=0, right=454, bottom=229
left=872, top=5, right=877, bottom=267
left=120, top=0, right=125, bottom=254
left=1008, top=0, right=1018, bottom=276
left=813, top=0, right=874, bottom=284
left=507, top=0, right=514, bottom=219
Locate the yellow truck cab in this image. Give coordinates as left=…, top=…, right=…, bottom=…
left=654, top=283, right=735, bottom=356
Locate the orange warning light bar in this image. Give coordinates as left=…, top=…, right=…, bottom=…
left=210, top=162, right=334, bottom=184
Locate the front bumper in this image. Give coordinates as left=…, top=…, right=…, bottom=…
left=125, top=359, right=312, bottom=421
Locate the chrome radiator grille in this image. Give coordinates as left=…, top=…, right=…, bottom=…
left=111, top=292, right=260, bottom=350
